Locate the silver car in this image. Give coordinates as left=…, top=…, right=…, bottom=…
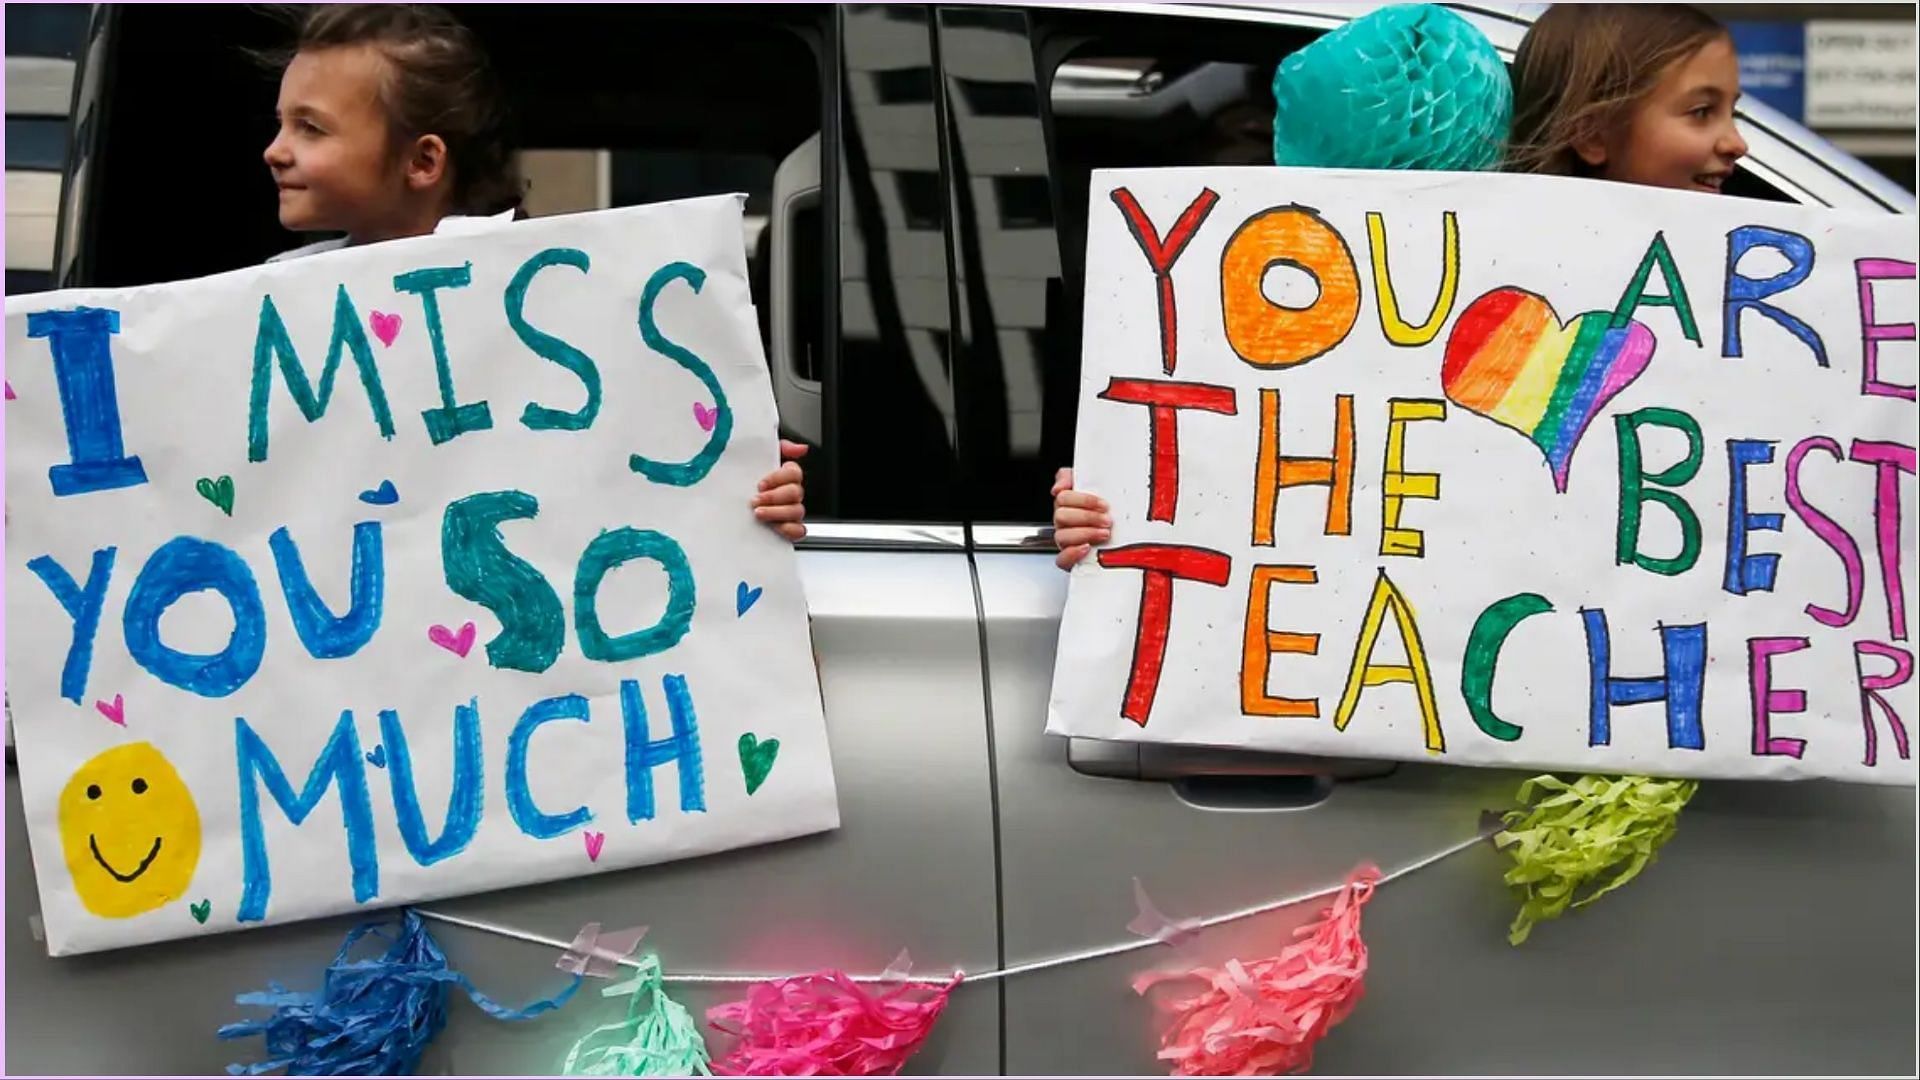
left=6, top=3, right=1914, bottom=1074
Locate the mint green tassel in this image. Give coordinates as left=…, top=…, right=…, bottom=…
left=562, top=956, right=712, bottom=1076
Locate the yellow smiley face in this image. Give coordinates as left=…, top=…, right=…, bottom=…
left=58, top=743, right=203, bottom=919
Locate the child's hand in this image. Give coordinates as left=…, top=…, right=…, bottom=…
left=754, top=440, right=809, bottom=542
left=1051, top=466, right=1111, bottom=570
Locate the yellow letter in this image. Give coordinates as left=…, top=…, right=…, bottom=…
left=1381, top=397, right=1446, bottom=557
left=1334, top=569, right=1444, bottom=752
left=1366, top=210, right=1460, bottom=347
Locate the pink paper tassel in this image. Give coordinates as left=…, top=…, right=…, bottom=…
left=1135, top=866, right=1381, bottom=1077
left=707, top=967, right=960, bottom=1076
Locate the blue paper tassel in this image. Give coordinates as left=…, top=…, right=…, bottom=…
left=218, top=909, right=581, bottom=1076
left=1272, top=3, right=1512, bottom=172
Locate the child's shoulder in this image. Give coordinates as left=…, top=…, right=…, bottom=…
left=264, top=237, right=349, bottom=264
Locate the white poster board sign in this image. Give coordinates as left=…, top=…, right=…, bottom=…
left=1049, top=168, right=1918, bottom=787
left=5, top=196, right=839, bottom=956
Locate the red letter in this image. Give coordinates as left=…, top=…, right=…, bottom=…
left=1099, top=378, right=1237, bottom=523
left=1749, top=636, right=1810, bottom=759
left=1855, top=641, right=1914, bottom=767
left=1849, top=439, right=1915, bottom=641
left=1098, top=544, right=1232, bottom=727
left=1110, top=187, right=1220, bottom=376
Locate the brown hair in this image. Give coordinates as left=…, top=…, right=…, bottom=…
left=275, top=4, right=524, bottom=214
left=1506, top=4, right=1729, bottom=176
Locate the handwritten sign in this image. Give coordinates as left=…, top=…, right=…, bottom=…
left=1049, top=168, right=1918, bottom=786
left=5, top=196, right=839, bottom=956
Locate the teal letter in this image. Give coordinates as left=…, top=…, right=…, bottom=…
left=575, top=528, right=696, bottom=662
left=508, top=248, right=601, bottom=431
left=442, top=491, right=564, bottom=672
left=248, top=287, right=396, bottom=462
left=630, top=262, right=731, bottom=485
left=394, top=263, right=492, bottom=444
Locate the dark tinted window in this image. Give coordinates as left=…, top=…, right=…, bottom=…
left=4, top=4, right=88, bottom=59
left=6, top=116, right=68, bottom=171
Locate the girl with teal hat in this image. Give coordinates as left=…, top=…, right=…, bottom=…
left=1051, top=3, right=1514, bottom=567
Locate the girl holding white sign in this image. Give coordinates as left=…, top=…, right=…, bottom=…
left=259, top=4, right=809, bottom=538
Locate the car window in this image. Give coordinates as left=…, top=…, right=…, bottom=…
left=54, top=4, right=971, bottom=525
left=5, top=3, right=88, bottom=297
left=945, top=5, right=1818, bottom=526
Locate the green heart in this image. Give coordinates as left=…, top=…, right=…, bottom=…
left=190, top=899, right=211, bottom=924
left=195, top=475, right=235, bottom=516
left=738, top=733, right=780, bottom=796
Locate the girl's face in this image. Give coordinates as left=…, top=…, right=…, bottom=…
left=263, top=45, right=449, bottom=243
left=1586, top=34, right=1749, bottom=193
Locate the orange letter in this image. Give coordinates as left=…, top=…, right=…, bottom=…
left=1334, top=569, right=1444, bottom=752
left=1253, top=391, right=1354, bottom=544
left=1220, top=205, right=1360, bottom=369
left=1242, top=564, right=1321, bottom=717
left=1380, top=398, right=1446, bottom=558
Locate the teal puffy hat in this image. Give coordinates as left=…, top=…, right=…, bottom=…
left=1271, top=4, right=1512, bottom=172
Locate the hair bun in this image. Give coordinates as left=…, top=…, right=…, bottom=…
left=1271, top=3, right=1512, bottom=172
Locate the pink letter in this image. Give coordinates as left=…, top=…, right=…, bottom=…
left=1857, top=258, right=1916, bottom=400
left=1854, top=641, right=1914, bottom=767
left=1785, top=436, right=1865, bottom=628
left=1849, top=440, right=1916, bottom=641
left=1749, top=636, right=1810, bottom=759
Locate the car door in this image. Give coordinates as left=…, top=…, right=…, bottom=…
left=937, top=3, right=1918, bottom=1075
left=5, top=5, right=1002, bottom=1074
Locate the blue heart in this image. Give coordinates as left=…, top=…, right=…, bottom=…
left=365, top=745, right=388, bottom=769
left=736, top=581, right=764, bottom=616
left=359, top=480, right=399, bottom=505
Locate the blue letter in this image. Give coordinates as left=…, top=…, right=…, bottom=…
left=27, top=547, right=116, bottom=703
left=393, top=263, right=491, bottom=445
left=574, top=528, right=696, bottom=662
left=27, top=307, right=149, bottom=495
left=380, top=700, right=483, bottom=865
left=269, top=522, right=384, bottom=659
left=508, top=248, right=601, bottom=431
left=123, top=537, right=266, bottom=698
left=1581, top=609, right=1707, bottom=751
left=621, top=675, right=706, bottom=823
left=235, top=712, right=377, bottom=922
left=248, top=287, right=396, bottom=463
left=630, top=263, right=731, bottom=485
left=1724, top=225, right=1828, bottom=366
left=505, top=693, right=593, bottom=838
left=1725, top=439, right=1784, bottom=596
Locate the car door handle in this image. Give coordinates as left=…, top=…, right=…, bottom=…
left=1067, top=737, right=1396, bottom=781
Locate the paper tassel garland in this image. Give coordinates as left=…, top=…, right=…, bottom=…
left=1495, top=773, right=1699, bottom=945
left=562, top=955, right=712, bottom=1076
left=217, top=908, right=581, bottom=1076
left=706, top=965, right=962, bottom=1076
left=1135, top=866, right=1380, bottom=1077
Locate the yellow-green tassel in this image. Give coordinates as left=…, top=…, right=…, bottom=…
left=1495, top=773, right=1697, bottom=945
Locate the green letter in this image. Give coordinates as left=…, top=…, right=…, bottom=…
left=1461, top=592, right=1553, bottom=742
left=1616, top=406, right=1704, bottom=577
left=1612, top=231, right=1701, bottom=346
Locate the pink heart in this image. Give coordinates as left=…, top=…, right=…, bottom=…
left=4, top=380, right=15, bottom=400
left=583, top=830, right=606, bottom=862
left=692, top=402, right=717, bottom=432
left=428, top=622, right=477, bottom=658
left=95, top=694, right=126, bottom=727
left=369, top=311, right=403, bottom=347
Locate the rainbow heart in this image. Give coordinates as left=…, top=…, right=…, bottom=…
left=1442, top=287, right=1656, bottom=493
